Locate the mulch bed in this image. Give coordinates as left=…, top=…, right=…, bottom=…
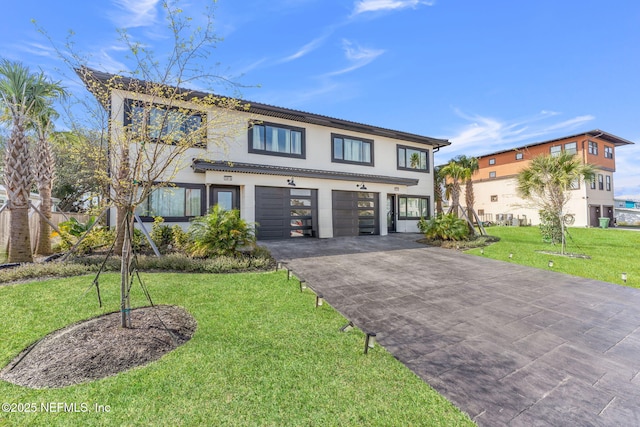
left=0, top=305, right=197, bottom=389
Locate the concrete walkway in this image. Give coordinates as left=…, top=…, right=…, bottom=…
left=263, top=235, right=640, bottom=426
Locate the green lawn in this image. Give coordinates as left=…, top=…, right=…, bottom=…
left=467, top=226, right=640, bottom=288
left=0, top=272, right=473, bottom=426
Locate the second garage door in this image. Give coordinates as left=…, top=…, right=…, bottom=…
left=332, top=191, right=379, bottom=237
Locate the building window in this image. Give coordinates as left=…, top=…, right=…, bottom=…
left=488, top=158, right=496, bottom=165
left=606, top=175, right=611, bottom=191
left=125, top=99, right=206, bottom=148
left=515, top=152, right=523, bottom=160
left=569, top=178, right=580, bottom=190
left=564, top=142, right=577, bottom=156
left=605, top=146, right=614, bottom=159
left=332, top=134, right=373, bottom=166
left=135, top=184, right=205, bottom=221
left=550, top=145, right=561, bottom=156
left=588, top=141, right=598, bottom=155
left=397, top=145, right=429, bottom=171
left=491, top=195, right=498, bottom=202
left=489, top=171, right=496, bottom=178
left=249, top=122, right=305, bottom=158
left=590, top=177, right=596, bottom=189
left=398, top=196, right=429, bottom=219
left=598, top=174, right=604, bottom=190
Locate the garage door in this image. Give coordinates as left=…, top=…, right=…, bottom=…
left=332, top=191, right=379, bottom=237
left=255, top=186, right=317, bottom=240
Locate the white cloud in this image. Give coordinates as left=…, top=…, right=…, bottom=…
left=281, top=35, right=328, bottom=63
left=324, top=39, right=385, bottom=76
left=110, top=0, right=160, bottom=28
left=353, top=0, right=434, bottom=15
left=445, top=109, right=595, bottom=157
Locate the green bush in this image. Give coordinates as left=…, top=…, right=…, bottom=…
left=188, top=205, right=256, bottom=257
left=418, top=214, right=469, bottom=241
left=539, top=209, right=562, bottom=244
left=53, top=219, right=115, bottom=255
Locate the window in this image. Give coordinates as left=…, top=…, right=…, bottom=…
left=398, top=196, right=429, bottom=219
left=397, top=145, right=429, bottom=171
left=550, top=145, right=561, bottom=156
left=606, top=175, right=611, bottom=191
left=605, top=146, right=614, bottom=159
left=332, top=134, right=373, bottom=165
left=569, top=178, right=580, bottom=190
left=135, top=184, right=205, bottom=220
left=590, top=177, right=596, bottom=190
left=598, top=174, right=604, bottom=190
left=125, top=99, right=206, bottom=148
left=588, top=141, right=598, bottom=155
left=491, top=195, right=498, bottom=202
left=249, top=122, right=305, bottom=158
left=564, top=142, right=577, bottom=155
left=515, top=152, right=524, bottom=160
left=488, top=158, right=496, bottom=165
left=489, top=171, right=496, bottom=178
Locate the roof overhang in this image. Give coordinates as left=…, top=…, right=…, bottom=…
left=192, top=159, right=420, bottom=186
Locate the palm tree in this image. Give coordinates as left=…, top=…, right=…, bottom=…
left=433, top=165, right=445, bottom=214
left=517, top=151, right=596, bottom=253
left=440, top=160, right=467, bottom=217
left=0, top=59, right=65, bottom=262
left=455, top=155, right=479, bottom=225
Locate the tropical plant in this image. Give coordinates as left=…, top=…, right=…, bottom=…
left=188, top=205, right=256, bottom=257
left=433, top=165, right=445, bottom=214
left=517, top=152, right=596, bottom=253
left=455, top=155, right=479, bottom=225
left=0, top=59, right=66, bottom=262
left=418, top=213, right=469, bottom=241
left=440, top=160, right=467, bottom=217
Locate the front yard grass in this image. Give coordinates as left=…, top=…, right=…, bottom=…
left=467, top=226, right=640, bottom=288
left=0, top=272, right=473, bottom=426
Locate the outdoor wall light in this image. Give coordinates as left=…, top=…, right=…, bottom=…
left=299, top=279, right=307, bottom=292
left=287, top=177, right=296, bottom=186
left=357, top=183, right=367, bottom=190
left=364, top=332, right=377, bottom=354
left=548, top=260, right=554, bottom=268
left=340, top=321, right=355, bottom=332
left=316, top=294, right=324, bottom=308
left=622, top=272, right=627, bottom=283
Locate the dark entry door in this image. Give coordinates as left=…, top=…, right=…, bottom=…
left=387, top=195, right=396, bottom=233
left=589, top=205, right=601, bottom=227
left=210, top=186, right=239, bottom=211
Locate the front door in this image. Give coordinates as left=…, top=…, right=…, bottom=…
left=589, top=205, right=600, bottom=227
left=210, top=186, right=240, bottom=211
left=387, top=195, right=396, bottom=233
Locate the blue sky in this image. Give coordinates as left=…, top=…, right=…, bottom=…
left=2, top=0, right=639, bottom=198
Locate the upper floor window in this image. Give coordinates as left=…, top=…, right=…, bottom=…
left=125, top=99, right=206, bottom=148
left=604, top=146, right=614, bottom=159
left=606, top=175, right=611, bottom=191
left=249, top=122, right=305, bottom=158
left=590, top=177, right=596, bottom=190
left=515, top=152, right=524, bottom=160
left=588, top=141, right=598, bottom=155
left=332, top=134, right=373, bottom=166
left=488, top=158, right=496, bottom=165
left=564, top=142, right=577, bottom=155
left=598, top=174, right=604, bottom=190
left=397, top=145, right=429, bottom=172
left=550, top=145, right=562, bottom=156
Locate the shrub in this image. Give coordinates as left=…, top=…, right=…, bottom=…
left=539, top=209, right=562, bottom=244
left=188, top=205, right=256, bottom=257
left=418, top=214, right=469, bottom=241
left=53, top=218, right=115, bottom=255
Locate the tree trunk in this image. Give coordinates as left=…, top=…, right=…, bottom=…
left=34, top=135, right=55, bottom=255
left=8, top=206, right=33, bottom=262
left=114, top=205, right=127, bottom=256
left=120, top=209, right=134, bottom=328
left=34, top=187, right=53, bottom=255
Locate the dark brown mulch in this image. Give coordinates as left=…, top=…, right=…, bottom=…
left=0, top=305, right=197, bottom=389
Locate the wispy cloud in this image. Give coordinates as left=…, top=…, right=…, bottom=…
left=353, top=0, right=434, bottom=15
left=324, top=39, right=385, bottom=76
left=110, top=0, right=160, bottom=28
left=280, top=35, right=329, bottom=63
left=445, top=109, right=595, bottom=157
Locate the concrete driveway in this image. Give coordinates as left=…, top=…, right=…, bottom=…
left=263, top=234, right=640, bottom=426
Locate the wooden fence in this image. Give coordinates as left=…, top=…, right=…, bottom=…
left=0, top=210, right=90, bottom=254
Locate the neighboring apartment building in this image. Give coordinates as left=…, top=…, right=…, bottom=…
left=80, top=69, right=449, bottom=240
left=470, top=130, right=634, bottom=227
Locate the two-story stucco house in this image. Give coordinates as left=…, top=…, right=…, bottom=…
left=470, top=130, right=634, bottom=227
left=80, top=69, right=449, bottom=240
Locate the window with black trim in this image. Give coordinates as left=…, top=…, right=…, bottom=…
left=605, top=146, right=614, bottom=159
left=135, top=183, right=205, bottom=221
left=606, top=175, right=611, bottom=191
left=489, top=158, right=496, bottom=165
left=588, top=141, right=598, bottom=155
left=397, top=145, right=429, bottom=171
left=550, top=145, right=561, bottom=156
left=515, top=152, right=523, bottom=160
left=564, top=142, right=577, bottom=155
left=398, top=196, right=429, bottom=219
left=590, top=177, right=596, bottom=189
left=598, top=174, right=604, bottom=190
left=124, top=99, right=206, bottom=148
left=332, top=133, right=373, bottom=166
left=249, top=122, right=305, bottom=158
left=489, top=171, right=496, bottom=178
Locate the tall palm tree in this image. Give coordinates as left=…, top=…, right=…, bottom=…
left=433, top=165, right=445, bottom=215
left=440, top=160, right=467, bottom=217
left=517, top=151, right=596, bottom=253
left=455, top=155, right=479, bottom=224
left=0, top=59, right=65, bottom=262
